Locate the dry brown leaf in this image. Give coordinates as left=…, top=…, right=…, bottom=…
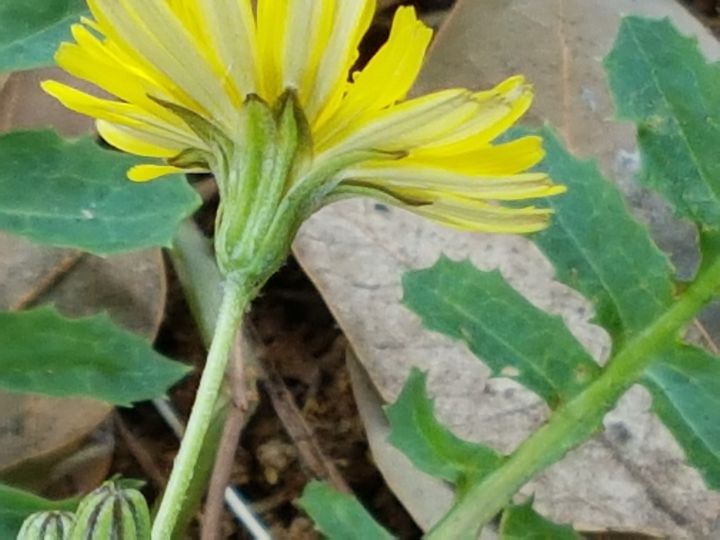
left=0, top=69, right=168, bottom=494
left=346, top=349, right=454, bottom=532
left=294, top=0, right=720, bottom=537
left=0, top=68, right=94, bottom=137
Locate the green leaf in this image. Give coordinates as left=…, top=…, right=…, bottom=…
left=603, top=17, right=720, bottom=490
left=605, top=17, right=720, bottom=231
left=533, top=128, right=674, bottom=340
left=0, top=0, right=88, bottom=72
left=403, top=256, right=600, bottom=407
left=0, top=306, right=191, bottom=406
left=642, top=345, right=720, bottom=490
left=299, top=481, right=395, bottom=540
left=0, top=130, right=201, bottom=255
left=386, top=369, right=503, bottom=488
left=500, top=499, right=581, bottom=540
left=0, top=483, right=77, bottom=538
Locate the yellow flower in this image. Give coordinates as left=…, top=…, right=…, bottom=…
left=43, top=0, right=564, bottom=271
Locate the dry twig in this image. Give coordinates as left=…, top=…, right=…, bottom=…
left=261, top=361, right=351, bottom=494
left=201, top=325, right=262, bottom=540
left=693, top=319, right=720, bottom=354
left=11, top=252, right=85, bottom=310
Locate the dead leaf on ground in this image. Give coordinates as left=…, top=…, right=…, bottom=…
left=0, top=69, right=94, bottom=136
left=346, top=348, right=454, bottom=533
left=0, top=69, right=169, bottom=496
left=294, top=0, right=720, bottom=537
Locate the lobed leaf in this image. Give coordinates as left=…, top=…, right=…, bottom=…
left=403, top=256, right=600, bottom=407
left=605, top=17, right=720, bottom=232
left=0, top=130, right=200, bottom=255
left=394, top=15, right=720, bottom=533
left=0, top=483, right=77, bottom=538
left=0, top=306, right=191, bottom=406
left=499, top=499, right=581, bottom=539
left=299, top=481, right=395, bottom=540
left=0, top=0, right=88, bottom=72
left=643, top=345, right=720, bottom=490
left=386, top=369, right=503, bottom=489
left=603, top=16, right=720, bottom=491
left=533, top=128, right=674, bottom=341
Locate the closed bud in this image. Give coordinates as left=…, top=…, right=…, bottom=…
left=70, top=481, right=150, bottom=540
left=17, top=511, right=74, bottom=540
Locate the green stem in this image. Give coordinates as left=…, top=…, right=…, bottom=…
left=167, top=221, right=231, bottom=539
left=151, top=276, right=251, bottom=540
left=171, top=220, right=225, bottom=346
left=427, top=257, right=720, bottom=539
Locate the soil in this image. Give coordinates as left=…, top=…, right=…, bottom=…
left=684, top=0, right=720, bottom=34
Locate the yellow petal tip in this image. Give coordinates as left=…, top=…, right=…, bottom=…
left=128, top=164, right=183, bottom=182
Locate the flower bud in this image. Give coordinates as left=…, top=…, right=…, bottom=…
left=17, top=511, right=74, bottom=540
left=70, top=482, right=150, bottom=540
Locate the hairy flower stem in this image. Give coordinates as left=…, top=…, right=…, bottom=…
left=427, top=257, right=720, bottom=539
left=152, top=277, right=252, bottom=540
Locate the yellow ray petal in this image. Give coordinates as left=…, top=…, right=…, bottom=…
left=406, top=136, right=546, bottom=175
left=334, top=184, right=554, bottom=233
left=42, top=81, right=202, bottom=150
left=97, top=121, right=191, bottom=159
left=256, top=0, right=285, bottom=101
left=62, top=22, right=207, bottom=121
left=167, top=0, right=203, bottom=37
left=280, top=0, right=335, bottom=105
left=315, top=6, right=432, bottom=136
left=56, top=29, right=177, bottom=120
left=419, top=76, right=534, bottom=153
left=415, top=198, right=553, bottom=233
left=86, top=1, right=200, bottom=110
left=317, top=89, right=481, bottom=154
left=304, top=0, right=375, bottom=124
left=193, top=0, right=259, bottom=97
left=164, top=0, right=241, bottom=106
left=43, top=80, right=140, bottom=125
left=345, top=171, right=564, bottom=201
left=128, top=164, right=188, bottom=182
left=88, top=0, right=235, bottom=128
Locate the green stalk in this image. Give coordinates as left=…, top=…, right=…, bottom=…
left=427, top=257, right=720, bottom=539
left=170, top=220, right=225, bottom=347
left=151, top=276, right=252, bottom=540
left=166, top=220, right=230, bottom=539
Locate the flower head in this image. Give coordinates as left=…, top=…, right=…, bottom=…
left=43, top=0, right=564, bottom=276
